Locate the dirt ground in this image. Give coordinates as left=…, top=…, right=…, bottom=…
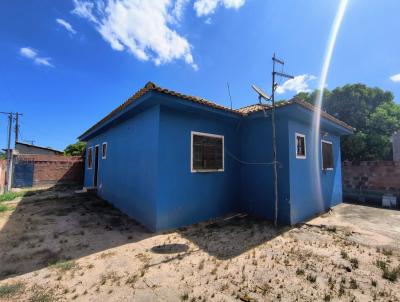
left=0, top=188, right=399, bottom=302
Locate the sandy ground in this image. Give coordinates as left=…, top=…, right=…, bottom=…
left=0, top=188, right=399, bottom=302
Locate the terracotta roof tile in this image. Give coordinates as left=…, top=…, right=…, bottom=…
left=79, top=82, right=353, bottom=139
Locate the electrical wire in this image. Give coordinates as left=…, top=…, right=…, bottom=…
left=225, top=148, right=279, bottom=166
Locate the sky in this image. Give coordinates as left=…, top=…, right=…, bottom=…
left=1, top=0, right=400, bottom=151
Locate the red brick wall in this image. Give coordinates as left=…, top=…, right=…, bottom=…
left=13, top=155, right=84, bottom=188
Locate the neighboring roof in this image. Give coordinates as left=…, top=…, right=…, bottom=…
left=15, top=142, right=63, bottom=154
left=79, top=82, right=353, bottom=139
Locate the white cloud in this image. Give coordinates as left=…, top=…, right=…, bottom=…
left=56, top=18, right=77, bottom=34
left=20, top=47, right=37, bottom=59
left=390, top=73, right=400, bottom=83
left=72, top=0, right=98, bottom=23
left=276, top=74, right=317, bottom=95
left=19, top=47, right=54, bottom=67
left=71, top=0, right=246, bottom=69
left=72, top=0, right=197, bottom=69
left=193, top=0, right=245, bottom=17
left=172, top=0, right=190, bottom=21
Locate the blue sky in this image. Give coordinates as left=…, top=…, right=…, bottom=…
left=1, top=0, right=400, bottom=151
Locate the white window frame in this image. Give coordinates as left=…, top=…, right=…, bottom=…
left=191, top=131, right=224, bottom=173
left=321, top=139, right=334, bottom=171
left=87, top=147, right=93, bottom=169
left=295, top=133, right=306, bottom=159
left=102, top=142, right=107, bottom=159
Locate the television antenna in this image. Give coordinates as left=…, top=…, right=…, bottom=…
left=251, top=53, right=294, bottom=227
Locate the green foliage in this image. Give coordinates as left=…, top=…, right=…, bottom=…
left=294, top=83, right=399, bottom=161
left=64, top=141, right=86, bottom=156
left=0, top=204, right=9, bottom=212
left=0, top=282, right=25, bottom=298
left=0, top=151, right=6, bottom=160
left=50, top=260, right=77, bottom=271
left=0, top=191, right=26, bottom=202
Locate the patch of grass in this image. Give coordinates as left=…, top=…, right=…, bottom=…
left=0, top=282, right=25, bottom=298
left=371, top=279, right=377, bottom=287
left=382, top=266, right=399, bottom=282
left=0, top=204, right=9, bottom=212
left=376, top=259, right=399, bottom=282
left=340, top=250, right=348, bottom=259
left=376, top=260, right=387, bottom=270
left=306, top=273, right=317, bottom=283
left=382, top=249, right=393, bottom=256
left=0, top=191, right=32, bottom=202
left=350, top=258, right=359, bottom=269
left=50, top=260, right=77, bottom=272
left=323, top=293, right=331, bottom=301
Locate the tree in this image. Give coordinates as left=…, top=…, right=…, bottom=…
left=294, top=84, right=399, bottom=161
left=64, top=141, right=86, bottom=156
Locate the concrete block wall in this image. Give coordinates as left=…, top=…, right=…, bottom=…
left=342, top=161, right=400, bottom=205
left=13, top=155, right=84, bottom=188
left=0, top=160, right=6, bottom=193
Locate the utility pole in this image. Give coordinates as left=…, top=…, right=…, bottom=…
left=271, top=53, right=293, bottom=227
left=14, top=112, right=22, bottom=145
left=6, top=113, right=13, bottom=192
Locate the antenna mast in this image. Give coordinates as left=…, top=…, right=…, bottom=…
left=271, top=53, right=294, bottom=227
left=226, top=82, right=233, bottom=110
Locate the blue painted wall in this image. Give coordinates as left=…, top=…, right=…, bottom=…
left=84, top=105, right=160, bottom=230
left=156, top=106, right=241, bottom=230
left=239, top=112, right=291, bottom=224
left=288, top=118, right=344, bottom=224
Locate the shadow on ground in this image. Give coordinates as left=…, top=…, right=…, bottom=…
left=177, top=214, right=291, bottom=260
left=0, top=187, right=153, bottom=281
left=0, top=187, right=289, bottom=280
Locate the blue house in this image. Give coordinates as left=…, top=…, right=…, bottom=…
left=79, top=82, right=353, bottom=231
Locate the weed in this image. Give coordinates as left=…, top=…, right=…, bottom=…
left=349, top=278, right=358, bottom=289
left=382, top=249, right=393, bottom=256
left=99, top=251, right=116, bottom=259
left=371, top=279, right=377, bottom=287
left=338, top=284, right=345, bottom=297
left=341, top=250, right=348, bottom=259
left=0, top=282, right=25, bottom=298
left=50, top=261, right=77, bottom=272
left=324, top=293, right=331, bottom=301
left=296, top=268, right=305, bottom=276
left=126, top=275, right=138, bottom=284
left=181, top=292, right=189, bottom=301
left=376, top=260, right=387, bottom=270
left=306, top=273, right=316, bottom=283
left=382, top=266, right=399, bottom=282
left=327, top=226, right=337, bottom=233
left=29, top=286, right=53, bottom=302
left=198, top=259, right=205, bottom=270
left=350, top=258, right=359, bottom=269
